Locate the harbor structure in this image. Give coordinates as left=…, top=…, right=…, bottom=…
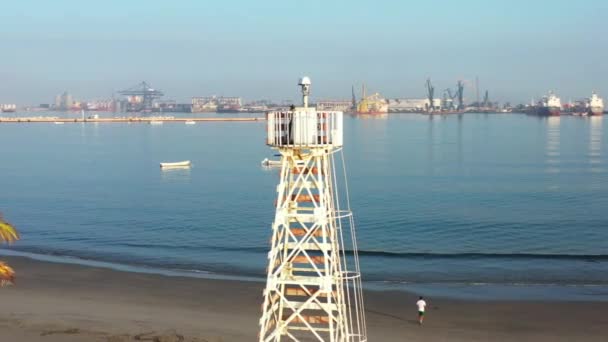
left=55, top=91, right=74, bottom=111
left=316, top=100, right=353, bottom=112
left=455, top=80, right=465, bottom=110
left=0, top=104, right=16, bottom=113
left=118, top=82, right=164, bottom=112
left=217, top=96, right=242, bottom=112
left=424, top=79, right=467, bottom=113
left=82, top=99, right=118, bottom=112
left=0, top=117, right=261, bottom=123
left=468, top=90, right=498, bottom=113
left=241, top=100, right=271, bottom=112
left=356, top=84, right=388, bottom=114
left=153, top=101, right=193, bottom=113
left=259, top=77, right=366, bottom=341
left=442, top=81, right=465, bottom=111
left=425, top=79, right=436, bottom=112
left=191, top=96, right=243, bottom=112
left=192, top=96, right=218, bottom=112
left=387, top=98, right=441, bottom=112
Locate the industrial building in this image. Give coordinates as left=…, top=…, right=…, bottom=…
left=388, top=98, right=442, bottom=112
left=191, top=96, right=243, bottom=113
left=55, top=91, right=74, bottom=111
left=191, top=97, right=218, bottom=112
left=217, top=97, right=242, bottom=112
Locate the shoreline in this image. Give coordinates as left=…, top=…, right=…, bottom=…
left=3, top=249, right=608, bottom=303
left=1, top=256, right=607, bottom=341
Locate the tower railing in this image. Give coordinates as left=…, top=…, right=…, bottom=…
left=266, top=111, right=343, bottom=148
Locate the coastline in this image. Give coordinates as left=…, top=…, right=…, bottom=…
left=1, top=256, right=607, bottom=341
left=3, top=248, right=608, bottom=302
left=0, top=116, right=264, bottom=123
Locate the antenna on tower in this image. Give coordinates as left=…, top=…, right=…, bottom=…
left=298, top=76, right=311, bottom=108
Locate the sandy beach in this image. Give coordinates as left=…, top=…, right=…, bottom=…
left=0, top=256, right=607, bottom=341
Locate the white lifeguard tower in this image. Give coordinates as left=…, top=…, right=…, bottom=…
left=259, top=77, right=367, bottom=342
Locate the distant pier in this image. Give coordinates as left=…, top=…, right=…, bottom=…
left=0, top=117, right=265, bottom=124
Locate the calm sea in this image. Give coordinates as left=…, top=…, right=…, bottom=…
left=1, top=113, right=607, bottom=300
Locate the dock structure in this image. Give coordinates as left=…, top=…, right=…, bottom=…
left=118, top=81, right=164, bottom=112
left=0, top=117, right=264, bottom=124
left=258, top=77, right=366, bottom=342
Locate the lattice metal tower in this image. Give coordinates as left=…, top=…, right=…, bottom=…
left=259, top=77, right=367, bottom=342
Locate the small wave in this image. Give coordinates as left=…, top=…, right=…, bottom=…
left=118, top=243, right=608, bottom=262
left=4, top=247, right=608, bottom=287
left=118, top=242, right=268, bottom=253
left=367, top=279, right=608, bottom=287
left=352, top=250, right=608, bottom=261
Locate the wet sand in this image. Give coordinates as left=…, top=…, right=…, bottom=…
left=0, top=256, right=607, bottom=341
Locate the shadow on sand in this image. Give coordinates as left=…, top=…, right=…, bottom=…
left=366, top=308, right=420, bottom=325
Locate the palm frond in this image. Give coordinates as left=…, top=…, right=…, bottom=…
left=0, top=216, right=19, bottom=244
left=0, top=261, right=15, bottom=286
left=0, top=214, right=19, bottom=286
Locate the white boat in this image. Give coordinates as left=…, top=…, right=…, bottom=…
left=160, top=160, right=191, bottom=168
left=54, top=121, right=65, bottom=125
left=588, top=92, right=604, bottom=116
left=261, top=158, right=282, bottom=167
left=150, top=120, right=164, bottom=125
left=185, top=120, right=196, bottom=125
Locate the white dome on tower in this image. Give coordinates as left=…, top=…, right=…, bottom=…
left=298, top=76, right=311, bottom=86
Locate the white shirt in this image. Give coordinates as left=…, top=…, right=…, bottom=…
left=416, top=299, right=427, bottom=312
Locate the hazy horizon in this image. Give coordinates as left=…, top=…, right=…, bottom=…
left=1, top=0, right=606, bottom=106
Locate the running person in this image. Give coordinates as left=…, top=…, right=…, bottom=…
left=416, top=296, right=427, bottom=325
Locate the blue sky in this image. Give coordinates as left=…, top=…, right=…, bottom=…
left=0, top=0, right=606, bottom=105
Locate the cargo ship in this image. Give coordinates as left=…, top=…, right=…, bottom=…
left=588, top=92, right=604, bottom=116
left=536, top=92, right=561, bottom=116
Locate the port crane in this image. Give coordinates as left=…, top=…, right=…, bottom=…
left=483, top=90, right=490, bottom=108
left=443, top=89, right=455, bottom=111
left=426, top=78, right=435, bottom=112
left=443, top=81, right=465, bottom=111
left=118, top=81, right=164, bottom=112
left=456, top=81, right=465, bottom=110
